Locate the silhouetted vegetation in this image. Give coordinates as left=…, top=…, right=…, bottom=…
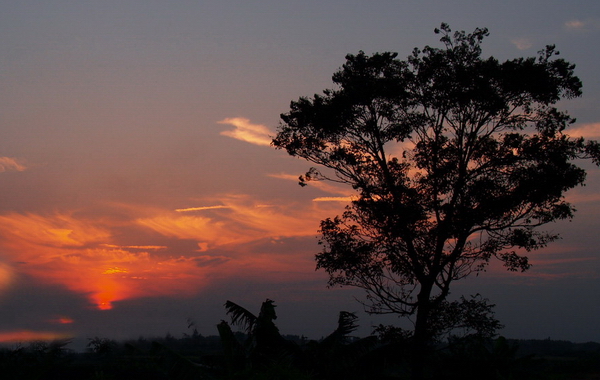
left=1, top=300, right=599, bottom=379
left=3, top=23, right=599, bottom=380
left=272, top=23, right=600, bottom=378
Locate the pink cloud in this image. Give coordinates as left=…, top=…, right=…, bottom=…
left=566, top=123, right=600, bottom=138
left=564, top=18, right=600, bottom=32
left=219, top=117, right=273, bottom=146
left=0, top=157, right=26, bottom=172
left=511, top=37, right=533, bottom=50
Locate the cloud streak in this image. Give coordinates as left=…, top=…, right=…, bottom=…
left=219, top=117, right=273, bottom=146
left=0, top=157, right=26, bottom=172
left=511, top=37, right=533, bottom=50
left=175, top=205, right=230, bottom=212
left=564, top=19, right=600, bottom=31
left=0, top=194, right=346, bottom=310
left=139, top=194, right=339, bottom=248
left=313, top=196, right=354, bottom=202
left=566, top=123, right=600, bottom=138
left=0, top=330, right=72, bottom=343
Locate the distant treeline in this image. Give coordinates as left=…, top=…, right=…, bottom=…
left=510, top=338, right=600, bottom=358
left=1, top=331, right=599, bottom=380
left=115, top=332, right=600, bottom=359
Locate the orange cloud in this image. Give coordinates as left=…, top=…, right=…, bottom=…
left=219, top=117, right=273, bottom=146
left=149, top=194, right=344, bottom=242
left=0, top=262, right=14, bottom=294
left=49, top=317, right=74, bottom=324
left=0, top=330, right=72, bottom=343
left=313, top=196, right=354, bottom=202
left=0, top=213, right=212, bottom=310
left=137, top=195, right=347, bottom=280
left=137, top=214, right=239, bottom=247
left=566, top=123, right=600, bottom=138
left=175, top=205, right=230, bottom=212
left=0, top=194, right=346, bottom=310
left=0, top=212, right=110, bottom=253
left=0, top=157, right=26, bottom=172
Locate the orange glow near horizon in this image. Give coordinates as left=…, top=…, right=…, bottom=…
left=0, top=212, right=210, bottom=309
left=0, top=262, right=14, bottom=293
left=0, top=330, right=72, bottom=343
left=0, top=184, right=596, bottom=310
left=0, top=196, right=345, bottom=309
left=0, top=188, right=596, bottom=313
left=0, top=183, right=595, bottom=311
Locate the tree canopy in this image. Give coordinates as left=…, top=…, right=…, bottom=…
left=272, top=23, right=600, bottom=371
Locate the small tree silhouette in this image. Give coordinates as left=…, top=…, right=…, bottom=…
left=217, top=299, right=378, bottom=379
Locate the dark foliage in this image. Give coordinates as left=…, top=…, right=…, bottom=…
left=273, top=23, right=600, bottom=377
left=1, top=326, right=598, bottom=379
left=217, top=299, right=379, bottom=380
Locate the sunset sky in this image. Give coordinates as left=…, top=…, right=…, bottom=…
left=1, top=1, right=600, bottom=349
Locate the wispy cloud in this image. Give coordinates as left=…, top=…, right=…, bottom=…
left=565, top=123, right=600, bottom=138
left=140, top=195, right=326, bottom=247
left=219, top=117, right=273, bottom=146
left=565, top=20, right=586, bottom=30
left=175, top=205, right=230, bottom=212
left=101, top=244, right=167, bottom=250
left=0, top=157, right=26, bottom=172
left=563, top=17, right=600, bottom=34
left=313, top=196, right=354, bottom=202
left=0, top=194, right=345, bottom=310
left=565, top=18, right=600, bottom=32
left=0, top=330, right=72, bottom=343
left=511, top=37, right=533, bottom=50
left=565, top=191, right=600, bottom=204
left=0, top=212, right=111, bottom=249
left=268, top=173, right=352, bottom=196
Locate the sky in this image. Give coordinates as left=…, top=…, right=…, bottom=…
left=1, top=0, right=600, bottom=350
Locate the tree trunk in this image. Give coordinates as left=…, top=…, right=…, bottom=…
left=411, top=281, right=434, bottom=380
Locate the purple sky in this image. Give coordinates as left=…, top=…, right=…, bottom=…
left=0, top=0, right=599, bottom=349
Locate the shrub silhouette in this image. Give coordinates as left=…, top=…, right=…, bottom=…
left=217, top=299, right=378, bottom=380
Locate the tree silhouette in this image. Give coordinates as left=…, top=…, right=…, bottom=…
left=218, top=299, right=301, bottom=375
left=273, top=23, right=600, bottom=378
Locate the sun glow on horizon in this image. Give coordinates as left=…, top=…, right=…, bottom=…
left=0, top=330, right=72, bottom=343
left=0, top=178, right=593, bottom=311
left=0, top=196, right=343, bottom=309
left=0, top=212, right=212, bottom=309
